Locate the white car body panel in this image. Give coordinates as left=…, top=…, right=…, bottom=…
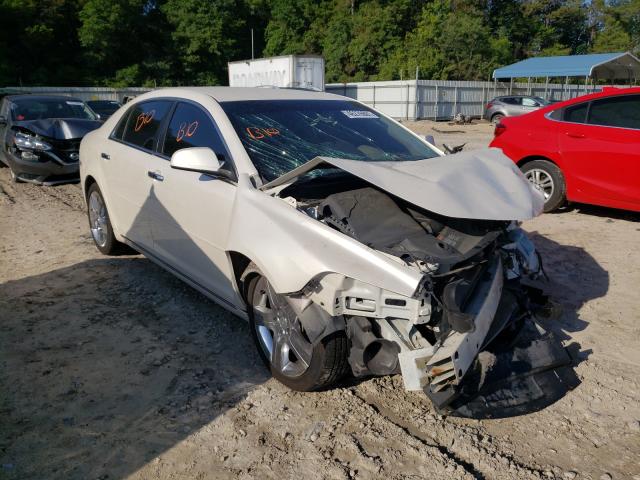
left=264, top=151, right=544, bottom=221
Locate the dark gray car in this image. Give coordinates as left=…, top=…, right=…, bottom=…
left=484, top=95, right=550, bottom=124
left=0, top=95, right=102, bottom=185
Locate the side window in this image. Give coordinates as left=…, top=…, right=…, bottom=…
left=588, top=95, right=640, bottom=130
left=162, top=102, right=229, bottom=158
left=502, top=97, right=520, bottom=105
left=548, top=109, right=563, bottom=120
left=563, top=102, right=588, bottom=124
left=111, top=108, right=131, bottom=140
left=121, top=100, right=172, bottom=150
left=522, top=97, right=537, bottom=107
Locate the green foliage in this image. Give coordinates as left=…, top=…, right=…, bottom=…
left=0, top=0, right=638, bottom=86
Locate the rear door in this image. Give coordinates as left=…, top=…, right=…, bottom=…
left=146, top=101, right=240, bottom=306
left=103, top=99, right=173, bottom=251
left=558, top=95, right=640, bottom=206
left=503, top=97, right=523, bottom=117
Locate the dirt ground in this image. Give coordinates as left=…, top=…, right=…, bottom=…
left=1, top=122, right=639, bottom=480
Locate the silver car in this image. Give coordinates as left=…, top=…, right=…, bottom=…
left=484, top=95, right=551, bottom=124
left=80, top=87, right=572, bottom=416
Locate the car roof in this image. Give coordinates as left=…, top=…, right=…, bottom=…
left=139, top=87, right=347, bottom=103
left=6, top=94, right=85, bottom=102
left=497, top=95, right=539, bottom=99
left=547, top=86, right=640, bottom=109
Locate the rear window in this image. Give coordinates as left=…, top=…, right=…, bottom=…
left=121, top=100, right=172, bottom=150
left=502, top=97, right=522, bottom=105
left=563, top=102, right=589, bottom=124
left=588, top=95, right=640, bottom=130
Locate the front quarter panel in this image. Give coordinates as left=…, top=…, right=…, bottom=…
left=227, top=174, right=423, bottom=298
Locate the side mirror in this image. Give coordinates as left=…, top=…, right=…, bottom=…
left=0, top=115, right=6, bottom=125
left=170, top=147, right=235, bottom=180
left=423, top=135, right=435, bottom=146
left=95, top=113, right=102, bottom=121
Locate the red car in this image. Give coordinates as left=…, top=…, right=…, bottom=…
left=490, top=87, right=640, bottom=212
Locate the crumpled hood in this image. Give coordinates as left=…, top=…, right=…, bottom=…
left=264, top=148, right=545, bottom=221
left=13, top=118, right=102, bottom=140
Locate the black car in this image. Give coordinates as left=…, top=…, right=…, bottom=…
left=86, top=99, right=122, bottom=120
left=0, top=95, right=102, bottom=185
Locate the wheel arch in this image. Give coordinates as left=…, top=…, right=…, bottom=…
left=491, top=111, right=506, bottom=121
left=83, top=175, right=97, bottom=200
left=228, top=251, right=253, bottom=302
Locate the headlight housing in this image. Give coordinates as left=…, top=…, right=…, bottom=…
left=13, top=131, right=52, bottom=151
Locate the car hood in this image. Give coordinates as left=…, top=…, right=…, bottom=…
left=13, top=118, right=102, bottom=140
left=262, top=148, right=544, bottom=221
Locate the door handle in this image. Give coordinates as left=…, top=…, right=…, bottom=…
left=565, top=132, right=586, bottom=139
left=147, top=170, right=164, bottom=181
left=101, top=152, right=110, bottom=160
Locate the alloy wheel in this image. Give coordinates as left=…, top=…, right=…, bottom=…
left=88, top=190, right=108, bottom=247
left=251, top=276, right=313, bottom=378
left=525, top=168, right=555, bottom=200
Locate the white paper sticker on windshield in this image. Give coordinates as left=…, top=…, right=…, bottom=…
left=66, top=101, right=84, bottom=106
left=341, top=110, right=379, bottom=119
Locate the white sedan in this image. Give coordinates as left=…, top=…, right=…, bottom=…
left=80, top=87, right=568, bottom=416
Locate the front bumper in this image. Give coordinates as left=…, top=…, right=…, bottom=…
left=6, top=150, right=79, bottom=184
left=394, top=256, right=575, bottom=417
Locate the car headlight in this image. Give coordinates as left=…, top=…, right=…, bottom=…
left=13, top=131, right=52, bottom=151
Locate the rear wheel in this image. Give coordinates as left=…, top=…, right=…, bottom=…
left=86, top=183, right=126, bottom=255
left=520, top=159, right=566, bottom=212
left=242, top=264, right=349, bottom=391
left=491, top=113, right=505, bottom=124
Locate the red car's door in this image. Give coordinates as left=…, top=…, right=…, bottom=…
left=558, top=94, right=640, bottom=208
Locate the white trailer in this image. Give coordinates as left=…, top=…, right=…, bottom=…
left=228, top=55, right=325, bottom=91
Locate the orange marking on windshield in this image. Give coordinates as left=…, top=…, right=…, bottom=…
left=246, top=127, right=280, bottom=140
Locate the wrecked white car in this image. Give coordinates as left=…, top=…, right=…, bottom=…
left=80, top=88, right=573, bottom=416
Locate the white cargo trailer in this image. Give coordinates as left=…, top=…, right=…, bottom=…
left=228, top=55, right=325, bottom=91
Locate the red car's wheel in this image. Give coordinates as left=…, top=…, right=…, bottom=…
left=521, top=160, right=566, bottom=212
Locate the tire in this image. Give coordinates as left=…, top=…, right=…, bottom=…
left=491, top=113, right=505, bottom=124
left=86, top=183, right=126, bottom=255
left=242, top=263, right=349, bottom=391
left=520, top=159, right=566, bottom=213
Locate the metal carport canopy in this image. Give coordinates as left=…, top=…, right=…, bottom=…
left=493, top=52, right=640, bottom=80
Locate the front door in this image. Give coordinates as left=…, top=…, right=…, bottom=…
left=147, top=101, right=240, bottom=307
left=559, top=95, right=640, bottom=207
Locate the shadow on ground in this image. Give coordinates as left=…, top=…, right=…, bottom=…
left=0, top=217, right=611, bottom=478
left=0, top=256, right=269, bottom=480
left=557, top=202, right=640, bottom=222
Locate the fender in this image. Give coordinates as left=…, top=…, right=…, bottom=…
left=226, top=174, right=423, bottom=298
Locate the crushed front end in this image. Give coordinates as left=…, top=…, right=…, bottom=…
left=6, top=119, right=101, bottom=185
left=281, top=179, right=575, bottom=417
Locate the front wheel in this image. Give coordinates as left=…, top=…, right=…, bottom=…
left=520, top=159, right=566, bottom=212
left=243, top=264, right=349, bottom=391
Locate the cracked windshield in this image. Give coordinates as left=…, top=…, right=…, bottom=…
left=221, top=99, right=439, bottom=182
